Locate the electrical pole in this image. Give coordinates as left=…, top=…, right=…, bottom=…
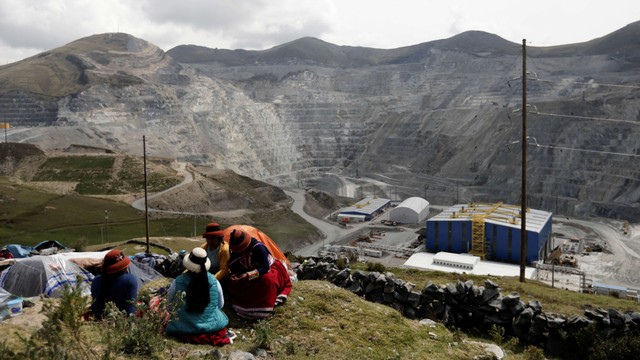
left=104, top=210, right=109, bottom=244
left=520, top=39, right=528, bottom=283
left=143, top=135, right=150, bottom=254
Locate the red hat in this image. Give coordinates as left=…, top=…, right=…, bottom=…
left=202, top=222, right=225, bottom=238
left=103, top=249, right=131, bottom=275
left=229, top=229, right=251, bottom=252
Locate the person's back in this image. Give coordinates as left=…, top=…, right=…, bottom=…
left=90, top=249, right=138, bottom=319
left=165, top=271, right=228, bottom=335
left=165, top=247, right=231, bottom=346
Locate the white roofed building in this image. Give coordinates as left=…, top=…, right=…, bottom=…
left=389, top=197, right=430, bottom=224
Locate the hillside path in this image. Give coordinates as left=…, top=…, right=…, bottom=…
left=285, top=189, right=368, bottom=257
left=131, top=162, right=193, bottom=214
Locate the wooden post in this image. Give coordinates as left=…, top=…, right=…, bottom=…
left=143, top=135, right=150, bottom=254
left=520, top=39, right=528, bottom=283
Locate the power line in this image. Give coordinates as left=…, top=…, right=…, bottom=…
left=534, top=142, right=640, bottom=158
left=536, top=78, right=640, bottom=90
left=531, top=111, right=640, bottom=125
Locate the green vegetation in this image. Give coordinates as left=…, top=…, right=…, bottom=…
left=30, top=155, right=180, bottom=195
left=0, top=280, right=508, bottom=360
left=1, top=264, right=639, bottom=358
left=0, top=177, right=206, bottom=246
left=0, top=176, right=318, bottom=251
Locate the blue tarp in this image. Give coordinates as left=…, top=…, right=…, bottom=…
left=5, top=244, right=34, bottom=259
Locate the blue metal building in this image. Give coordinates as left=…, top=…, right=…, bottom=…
left=425, top=202, right=553, bottom=265
left=337, top=196, right=391, bottom=222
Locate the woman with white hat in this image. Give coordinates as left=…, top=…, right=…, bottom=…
left=165, top=247, right=232, bottom=345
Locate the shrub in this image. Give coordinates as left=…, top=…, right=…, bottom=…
left=0, top=278, right=97, bottom=359
left=252, top=319, right=273, bottom=351
left=100, top=295, right=175, bottom=359
left=365, top=261, right=386, bottom=273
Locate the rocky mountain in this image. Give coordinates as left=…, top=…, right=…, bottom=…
left=2, top=22, right=640, bottom=220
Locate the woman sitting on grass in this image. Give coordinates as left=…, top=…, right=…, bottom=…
left=90, top=249, right=138, bottom=319
left=226, top=229, right=292, bottom=320
left=165, top=247, right=233, bottom=346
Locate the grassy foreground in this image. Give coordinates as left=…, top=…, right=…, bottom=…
left=0, top=279, right=532, bottom=360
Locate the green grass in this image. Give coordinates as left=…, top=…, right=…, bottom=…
left=221, top=280, right=515, bottom=359
left=29, top=155, right=181, bottom=195
left=0, top=177, right=318, bottom=252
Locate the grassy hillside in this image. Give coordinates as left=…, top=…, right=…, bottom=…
left=0, top=145, right=321, bottom=250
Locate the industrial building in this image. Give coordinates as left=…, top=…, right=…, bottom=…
left=404, top=252, right=537, bottom=278
left=389, top=197, right=430, bottom=224
left=337, top=196, right=391, bottom=222
left=425, top=202, right=553, bottom=265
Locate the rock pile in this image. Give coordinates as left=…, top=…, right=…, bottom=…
left=293, top=258, right=640, bottom=352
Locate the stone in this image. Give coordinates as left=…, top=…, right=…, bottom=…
left=482, top=287, right=500, bottom=303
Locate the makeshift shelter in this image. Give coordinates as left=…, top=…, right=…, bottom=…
left=0, top=255, right=94, bottom=297
left=4, top=244, right=34, bottom=259
left=222, top=225, right=290, bottom=267
left=59, top=251, right=165, bottom=290
left=128, top=259, right=165, bottom=289
left=34, top=240, right=68, bottom=255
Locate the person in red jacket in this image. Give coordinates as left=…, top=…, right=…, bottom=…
left=225, top=229, right=292, bottom=319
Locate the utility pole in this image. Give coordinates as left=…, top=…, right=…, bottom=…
left=456, top=181, right=459, bottom=204
left=519, top=39, right=528, bottom=283
left=143, top=135, right=150, bottom=254
left=104, top=210, right=109, bottom=244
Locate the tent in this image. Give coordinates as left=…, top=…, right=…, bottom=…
left=222, top=225, right=290, bottom=267
left=4, top=244, right=35, bottom=259
left=0, top=252, right=165, bottom=298
left=0, top=255, right=94, bottom=298
left=58, top=251, right=165, bottom=290
left=34, top=240, right=67, bottom=251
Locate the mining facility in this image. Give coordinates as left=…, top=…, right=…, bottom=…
left=425, top=202, right=553, bottom=265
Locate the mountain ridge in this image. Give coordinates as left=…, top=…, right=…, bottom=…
left=2, top=22, right=640, bottom=220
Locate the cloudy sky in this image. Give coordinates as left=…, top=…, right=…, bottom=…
left=1, top=0, right=638, bottom=65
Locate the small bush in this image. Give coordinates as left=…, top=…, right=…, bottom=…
left=252, top=319, right=273, bottom=351
left=489, top=324, right=506, bottom=345
left=2, top=278, right=97, bottom=359
left=524, top=345, right=546, bottom=360
left=365, top=261, right=386, bottom=273
left=335, top=257, right=349, bottom=270
left=100, top=296, right=174, bottom=359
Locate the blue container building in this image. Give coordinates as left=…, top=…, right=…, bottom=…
left=426, top=203, right=553, bottom=265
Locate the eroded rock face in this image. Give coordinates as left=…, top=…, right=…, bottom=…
left=2, top=29, right=640, bottom=219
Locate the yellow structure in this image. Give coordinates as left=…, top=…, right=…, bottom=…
left=449, top=202, right=526, bottom=259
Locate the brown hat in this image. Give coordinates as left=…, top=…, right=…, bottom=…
left=103, top=249, right=131, bottom=275
left=202, top=222, right=225, bottom=238
left=229, top=229, right=251, bottom=252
